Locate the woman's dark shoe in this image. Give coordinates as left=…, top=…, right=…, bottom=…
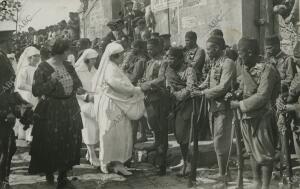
left=157, top=166, right=167, bottom=176
left=46, top=174, right=55, bottom=185
left=57, top=178, right=76, bottom=189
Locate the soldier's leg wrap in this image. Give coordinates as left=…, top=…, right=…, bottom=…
left=250, top=156, right=262, bottom=188
left=261, top=164, right=273, bottom=189
left=213, top=110, right=233, bottom=177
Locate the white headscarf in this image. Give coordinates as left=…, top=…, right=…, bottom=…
left=15, top=46, right=40, bottom=92
left=92, top=42, right=124, bottom=93
left=16, top=46, right=40, bottom=77
left=92, top=42, right=145, bottom=123
left=75, top=48, right=98, bottom=68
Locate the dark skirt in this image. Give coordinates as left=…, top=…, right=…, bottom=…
left=29, top=96, right=83, bottom=174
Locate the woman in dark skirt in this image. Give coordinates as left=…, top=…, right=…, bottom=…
left=29, top=39, right=84, bottom=189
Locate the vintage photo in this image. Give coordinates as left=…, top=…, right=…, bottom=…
left=0, top=0, right=299, bottom=188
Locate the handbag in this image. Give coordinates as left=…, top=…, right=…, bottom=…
left=125, top=98, right=145, bottom=120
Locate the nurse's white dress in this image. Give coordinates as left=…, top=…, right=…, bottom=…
left=76, top=62, right=99, bottom=145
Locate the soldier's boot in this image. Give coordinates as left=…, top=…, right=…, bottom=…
left=248, top=157, right=262, bottom=189
left=261, top=165, right=273, bottom=189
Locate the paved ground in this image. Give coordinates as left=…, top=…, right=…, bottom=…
left=9, top=140, right=300, bottom=189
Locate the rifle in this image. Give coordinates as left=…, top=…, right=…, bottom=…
left=233, top=109, right=244, bottom=189
left=188, top=96, right=202, bottom=188
left=225, top=85, right=244, bottom=189
left=277, top=87, right=293, bottom=189
left=281, top=113, right=293, bottom=189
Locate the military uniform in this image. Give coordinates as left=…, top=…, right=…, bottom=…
left=123, top=51, right=148, bottom=143
left=141, top=55, right=169, bottom=173
left=287, top=72, right=300, bottom=156
left=239, top=62, right=280, bottom=164
left=166, top=64, right=197, bottom=144
left=0, top=51, right=18, bottom=188
left=267, top=50, right=296, bottom=176
left=183, top=45, right=206, bottom=81
left=269, top=51, right=295, bottom=87
left=123, top=51, right=148, bottom=86
left=201, top=54, right=236, bottom=176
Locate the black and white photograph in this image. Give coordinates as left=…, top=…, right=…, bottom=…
left=0, top=0, right=300, bottom=188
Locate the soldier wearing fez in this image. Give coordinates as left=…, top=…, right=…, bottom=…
left=265, top=35, right=295, bottom=87
left=183, top=31, right=206, bottom=82
left=165, top=47, right=197, bottom=176
left=264, top=35, right=296, bottom=178
left=279, top=42, right=300, bottom=156
left=139, top=38, right=169, bottom=175
left=0, top=50, right=32, bottom=189
left=192, top=35, right=236, bottom=187
left=230, top=38, right=281, bottom=189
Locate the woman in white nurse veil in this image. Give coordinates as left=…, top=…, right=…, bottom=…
left=15, top=46, right=41, bottom=142
left=75, top=48, right=100, bottom=167
left=88, top=41, right=145, bottom=176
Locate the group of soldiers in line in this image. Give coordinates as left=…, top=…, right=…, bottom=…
left=1, top=23, right=300, bottom=189
left=120, top=28, right=300, bottom=189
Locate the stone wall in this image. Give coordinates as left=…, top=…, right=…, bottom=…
left=152, top=0, right=245, bottom=47
left=152, top=0, right=275, bottom=49
left=80, top=0, right=123, bottom=40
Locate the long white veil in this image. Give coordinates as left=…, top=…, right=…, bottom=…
left=15, top=46, right=40, bottom=94
left=91, top=42, right=145, bottom=122
left=91, top=42, right=124, bottom=93
left=75, top=48, right=98, bottom=68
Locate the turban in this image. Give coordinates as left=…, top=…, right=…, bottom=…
left=107, top=19, right=123, bottom=30
left=185, top=31, right=197, bottom=41
left=207, top=35, right=226, bottom=50
left=125, top=1, right=134, bottom=6
left=160, top=34, right=171, bottom=39
left=210, top=29, right=224, bottom=37
left=238, top=37, right=259, bottom=55
left=151, top=32, right=160, bottom=38
left=132, top=40, right=146, bottom=50
left=168, top=47, right=184, bottom=60
left=147, top=38, right=160, bottom=47
left=137, top=18, right=146, bottom=25
left=265, top=35, right=280, bottom=46
left=294, top=41, right=300, bottom=58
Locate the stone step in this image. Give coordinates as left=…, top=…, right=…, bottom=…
left=134, top=134, right=238, bottom=168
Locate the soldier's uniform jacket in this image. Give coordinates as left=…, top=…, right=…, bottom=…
left=202, top=54, right=236, bottom=112
left=142, top=55, right=168, bottom=102
left=122, top=51, right=147, bottom=86
left=183, top=45, right=206, bottom=81
left=287, top=72, right=300, bottom=125
left=0, top=51, right=16, bottom=124
left=166, top=65, right=197, bottom=120
left=239, top=62, right=281, bottom=119
left=268, top=51, right=295, bottom=87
